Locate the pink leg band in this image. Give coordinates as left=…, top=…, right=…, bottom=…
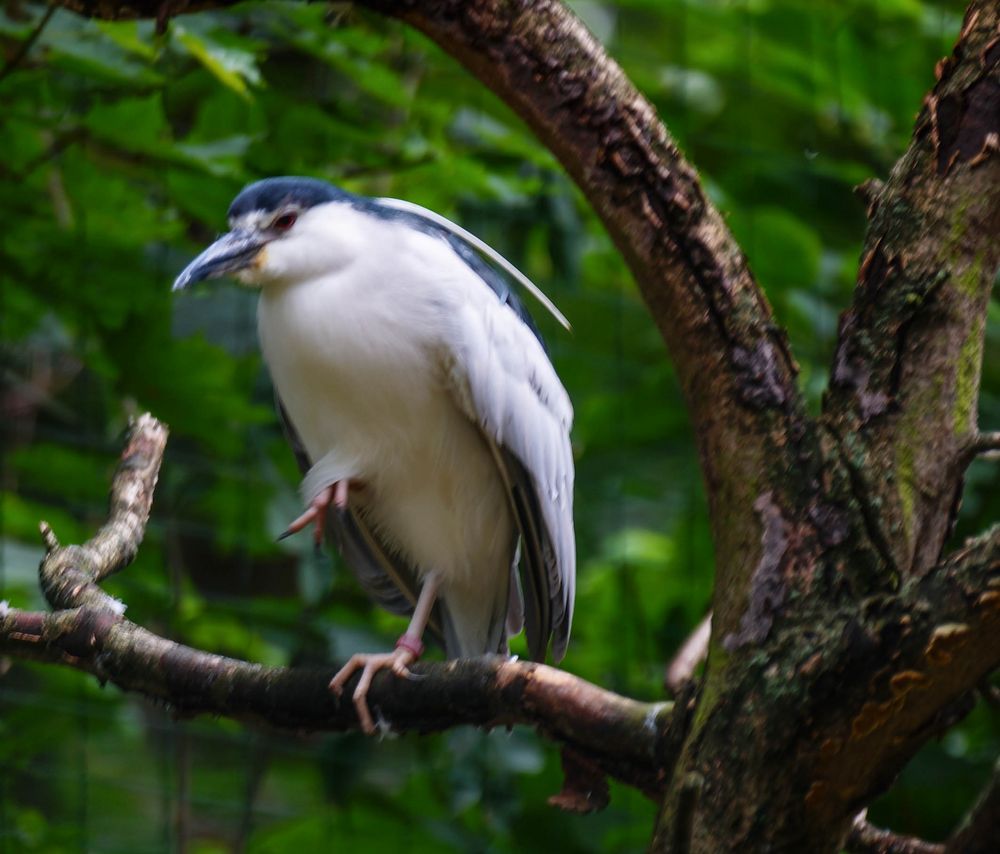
left=395, top=634, right=424, bottom=658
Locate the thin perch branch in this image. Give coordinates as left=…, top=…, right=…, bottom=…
left=845, top=812, right=944, bottom=854
left=2, top=414, right=682, bottom=798
left=0, top=603, right=678, bottom=794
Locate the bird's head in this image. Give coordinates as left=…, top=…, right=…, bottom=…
left=172, top=177, right=355, bottom=291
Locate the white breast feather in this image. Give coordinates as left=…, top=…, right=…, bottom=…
left=257, top=203, right=574, bottom=654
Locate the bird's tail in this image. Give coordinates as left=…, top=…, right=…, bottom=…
left=438, top=574, right=511, bottom=658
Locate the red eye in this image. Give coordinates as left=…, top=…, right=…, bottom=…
left=272, top=212, right=297, bottom=231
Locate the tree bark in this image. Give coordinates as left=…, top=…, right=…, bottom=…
left=823, top=3, right=1000, bottom=578
left=16, top=1, right=1000, bottom=851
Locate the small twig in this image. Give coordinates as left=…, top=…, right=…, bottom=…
left=963, top=431, right=1000, bottom=464
left=39, top=521, right=60, bottom=553
left=946, top=758, right=1000, bottom=854
left=846, top=811, right=944, bottom=854
left=174, top=726, right=191, bottom=852
left=38, top=413, right=168, bottom=610
left=234, top=736, right=270, bottom=850
left=853, top=178, right=885, bottom=216
left=665, top=612, right=711, bottom=694
left=972, top=431, right=1000, bottom=452
left=0, top=4, right=57, bottom=85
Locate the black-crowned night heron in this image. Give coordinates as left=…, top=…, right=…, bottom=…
left=173, top=177, right=575, bottom=732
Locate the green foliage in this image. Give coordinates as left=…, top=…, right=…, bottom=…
left=0, top=0, right=995, bottom=850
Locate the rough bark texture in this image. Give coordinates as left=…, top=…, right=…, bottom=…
left=15, top=1, right=1000, bottom=851
left=823, top=4, right=1000, bottom=579
left=651, top=5, right=1000, bottom=848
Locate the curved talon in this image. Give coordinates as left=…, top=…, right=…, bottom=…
left=330, top=647, right=417, bottom=734
left=328, top=576, right=437, bottom=734
left=280, top=482, right=346, bottom=544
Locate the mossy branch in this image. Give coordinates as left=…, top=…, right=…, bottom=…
left=822, top=0, right=1000, bottom=578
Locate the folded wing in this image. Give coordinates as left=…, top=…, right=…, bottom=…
left=439, top=288, right=575, bottom=662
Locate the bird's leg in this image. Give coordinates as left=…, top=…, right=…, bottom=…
left=330, top=571, right=442, bottom=734
left=278, top=480, right=350, bottom=545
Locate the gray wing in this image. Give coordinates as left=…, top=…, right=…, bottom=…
left=275, top=399, right=446, bottom=647
left=441, top=292, right=575, bottom=662
left=369, top=196, right=575, bottom=660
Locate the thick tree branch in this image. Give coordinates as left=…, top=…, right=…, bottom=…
left=823, top=0, right=1000, bottom=577
left=806, top=525, right=1000, bottom=835
left=3, top=414, right=684, bottom=798
left=652, top=524, right=1000, bottom=852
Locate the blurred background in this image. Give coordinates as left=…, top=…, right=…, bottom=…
left=0, top=0, right=997, bottom=851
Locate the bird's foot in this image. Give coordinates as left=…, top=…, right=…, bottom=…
left=330, top=633, right=425, bottom=734
left=278, top=480, right=349, bottom=545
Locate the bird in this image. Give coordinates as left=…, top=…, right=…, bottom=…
left=172, top=176, right=575, bottom=733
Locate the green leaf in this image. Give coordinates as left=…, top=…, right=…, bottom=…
left=95, top=19, right=157, bottom=60
left=173, top=24, right=261, bottom=101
